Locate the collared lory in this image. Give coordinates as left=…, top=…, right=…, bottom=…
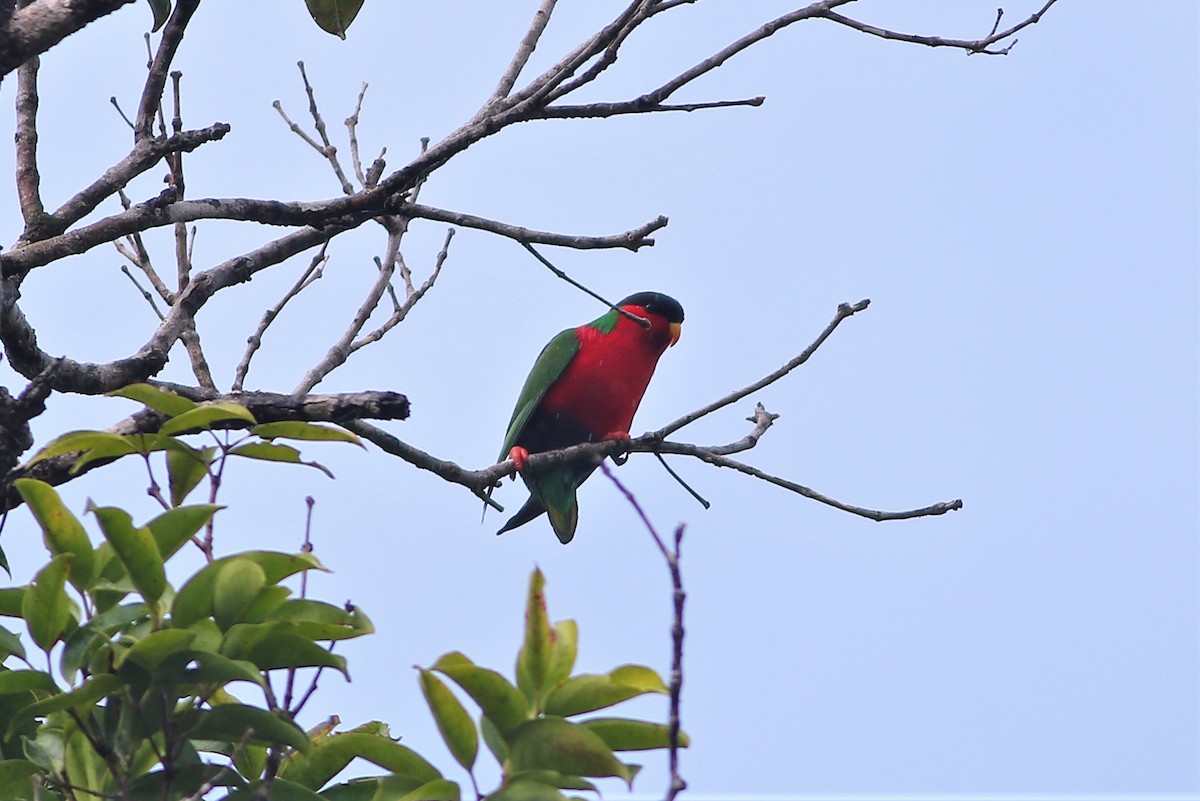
left=495, top=291, right=684, bottom=543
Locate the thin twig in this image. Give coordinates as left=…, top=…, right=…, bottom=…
left=232, top=243, right=330, bottom=392
left=350, top=228, right=453, bottom=354
left=599, top=464, right=687, bottom=801
left=120, top=265, right=166, bottom=320
left=300, top=61, right=355, bottom=194
left=345, top=82, right=370, bottom=186
left=655, top=300, right=869, bottom=439
left=284, top=496, right=317, bottom=714
left=292, top=226, right=404, bottom=395
left=820, top=0, right=1059, bottom=56
left=520, top=242, right=650, bottom=328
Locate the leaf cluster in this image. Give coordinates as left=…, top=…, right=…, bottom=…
left=419, top=569, right=688, bottom=801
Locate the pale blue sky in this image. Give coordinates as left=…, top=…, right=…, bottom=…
left=0, top=2, right=1196, bottom=799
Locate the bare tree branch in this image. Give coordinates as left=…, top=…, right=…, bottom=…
left=406, top=204, right=668, bottom=251
left=14, top=52, right=44, bottom=230
left=134, top=0, right=199, bottom=140
left=656, top=299, right=870, bottom=439
left=348, top=228, right=453, bottom=356
left=12, top=123, right=229, bottom=246
left=488, top=0, right=558, bottom=104
left=542, top=96, right=765, bottom=118
left=233, top=244, right=329, bottom=393
left=821, top=0, right=1060, bottom=56
left=293, top=223, right=405, bottom=395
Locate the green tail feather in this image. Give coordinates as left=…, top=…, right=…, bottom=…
left=496, top=467, right=582, bottom=544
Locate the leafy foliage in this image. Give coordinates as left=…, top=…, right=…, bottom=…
left=0, top=386, right=684, bottom=799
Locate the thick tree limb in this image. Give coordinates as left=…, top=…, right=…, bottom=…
left=0, top=0, right=135, bottom=79
left=2, top=388, right=410, bottom=510
left=1, top=195, right=664, bottom=276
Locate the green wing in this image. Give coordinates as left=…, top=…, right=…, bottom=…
left=498, top=327, right=580, bottom=462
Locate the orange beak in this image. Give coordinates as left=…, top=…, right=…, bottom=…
left=669, top=322, right=682, bottom=347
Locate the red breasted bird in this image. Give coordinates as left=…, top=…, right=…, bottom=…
left=495, top=291, right=684, bottom=543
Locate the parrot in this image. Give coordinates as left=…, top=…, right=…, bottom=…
left=494, top=291, right=685, bottom=544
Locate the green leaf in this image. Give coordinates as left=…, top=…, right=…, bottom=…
left=480, top=713, right=507, bottom=764
left=238, top=585, right=292, bottom=624
left=166, top=443, right=215, bottom=506
left=265, top=599, right=372, bottom=640
left=146, top=504, right=221, bottom=560
left=213, top=559, right=267, bottom=631
left=156, top=650, right=265, bottom=689
left=60, top=603, right=147, bottom=680
left=484, top=779, right=571, bottom=801
left=506, top=717, right=635, bottom=786
left=420, top=669, right=478, bottom=772
left=23, top=727, right=64, bottom=772
left=229, top=442, right=334, bottom=478
left=14, top=674, right=119, bottom=730
left=543, top=666, right=668, bottom=717
left=121, top=628, right=197, bottom=671
left=516, top=568, right=552, bottom=706
left=146, top=0, right=172, bottom=33
left=279, top=730, right=440, bottom=790
left=399, top=779, right=460, bottom=801
left=504, top=770, right=596, bottom=792
left=65, top=714, right=116, bottom=798
left=73, top=433, right=169, bottom=473
left=187, top=703, right=310, bottom=753
left=159, top=402, right=256, bottom=436
left=432, top=652, right=528, bottom=739
left=222, top=624, right=347, bottom=676
left=0, top=669, right=58, bottom=695
left=173, top=551, right=325, bottom=628
left=609, top=664, right=668, bottom=693
left=304, top=0, right=364, bottom=38
left=0, top=625, right=27, bottom=661
left=252, top=421, right=363, bottom=446
left=547, top=620, right=577, bottom=691
left=109, top=383, right=197, bottom=416
left=15, top=479, right=96, bottom=591
left=0, top=587, right=25, bottom=617
left=127, top=764, right=244, bottom=801
left=89, top=505, right=165, bottom=602
left=0, top=760, right=38, bottom=791
left=22, top=554, right=74, bottom=652
left=581, top=717, right=690, bottom=751
left=227, top=778, right=325, bottom=801
left=26, top=430, right=137, bottom=466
